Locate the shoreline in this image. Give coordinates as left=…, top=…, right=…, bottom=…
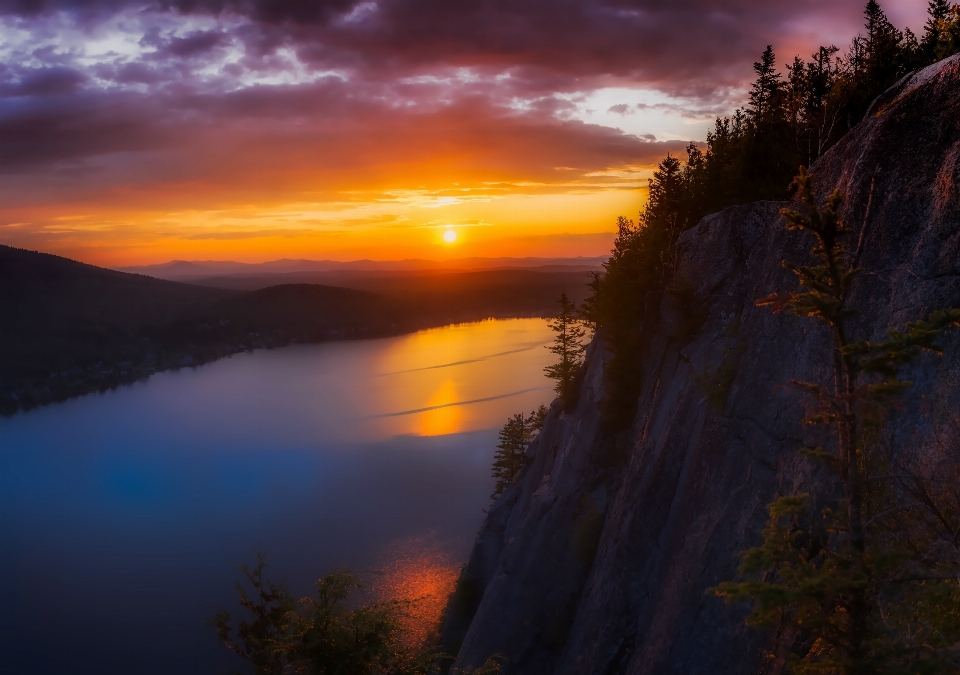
left=1, top=311, right=551, bottom=417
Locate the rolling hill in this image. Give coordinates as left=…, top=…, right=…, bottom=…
left=1, top=245, right=593, bottom=414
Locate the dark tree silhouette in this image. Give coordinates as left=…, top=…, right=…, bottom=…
left=213, top=554, right=503, bottom=674
left=922, top=0, right=960, bottom=61
left=491, top=405, right=548, bottom=498
left=748, top=45, right=783, bottom=122
left=544, top=294, right=587, bottom=405
left=712, top=171, right=960, bottom=674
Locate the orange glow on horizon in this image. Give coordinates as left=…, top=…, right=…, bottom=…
left=1, top=167, right=651, bottom=267
left=0, top=63, right=664, bottom=266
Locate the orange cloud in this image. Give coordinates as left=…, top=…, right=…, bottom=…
left=1, top=93, right=665, bottom=265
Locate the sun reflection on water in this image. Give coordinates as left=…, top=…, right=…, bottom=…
left=366, top=319, right=555, bottom=440
left=418, top=379, right=462, bottom=436
left=374, top=535, right=461, bottom=646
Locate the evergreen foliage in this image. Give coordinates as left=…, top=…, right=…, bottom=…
left=922, top=0, right=960, bottom=61
left=711, top=170, right=960, bottom=674
left=544, top=293, right=587, bottom=404
left=211, top=553, right=432, bottom=675
left=213, top=554, right=502, bottom=675
left=585, top=0, right=960, bottom=432
left=491, top=405, right=548, bottom=499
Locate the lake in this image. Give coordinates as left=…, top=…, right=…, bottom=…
left=0, top=318, right=555, bottom=674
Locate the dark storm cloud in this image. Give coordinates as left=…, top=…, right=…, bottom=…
left=0, top=0, right=356, bottom=22
left=0, top=77, right=686, bottom=200
left=145, top=28, right=228, bottom=57
left=3, top=0, right=863, bottom=96
left=0, top=65, right=86, bottom=96
left=0, top=92, right=171, bottom=170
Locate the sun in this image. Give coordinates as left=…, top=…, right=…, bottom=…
left=442, top=229, right=457, bottom=244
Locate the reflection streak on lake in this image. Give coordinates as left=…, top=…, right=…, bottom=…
left=0, top=318, right=554, bottom=675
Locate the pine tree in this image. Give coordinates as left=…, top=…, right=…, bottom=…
left=544, top=293, right=587, bottom=404
left=712, top=169, right=960, bottom=674
left=742, top=45, right=797, bottom=201
left=862, top=1, right=909, bottom=102
left=490, top=405, right=549, bottom=499
left=923, top=0, right=952, bottom=48
left=749, top=45, right=783, bottom=123
left=491, top=414, right=530, bottom=498
left=786, top=46, right=842, bottom=166
left=528, top=404, right=548, bottom=432
left=922, top=0, right=960, bottom=61
left=211, top=554, right=434, bottom=675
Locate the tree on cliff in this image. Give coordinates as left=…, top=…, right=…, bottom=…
left=583, top=0, right=957, bottom=434
left=712, top=170, right=960, bottom=674
left=491, top=405, right=548, bottom=499
left=583, top=153, right=691, bottom=430
left=921, top=0, right=960, bottom=61
left=545, top=294, right=587, bottom=404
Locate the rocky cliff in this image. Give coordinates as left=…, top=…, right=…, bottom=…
left=443, top=54, right=960, bottom=675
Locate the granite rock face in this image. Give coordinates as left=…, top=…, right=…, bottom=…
left=445, top=55, right=960, bottom=674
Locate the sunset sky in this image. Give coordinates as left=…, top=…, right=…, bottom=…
left=0, top=0, right=926, bottom=266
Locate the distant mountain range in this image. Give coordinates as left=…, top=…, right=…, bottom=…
left=117, top=256, right=607, bottom=282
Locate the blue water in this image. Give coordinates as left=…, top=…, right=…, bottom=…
left=0, top=319, right=554, bottom=674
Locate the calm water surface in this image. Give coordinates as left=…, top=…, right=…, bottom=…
left=0, top=318, right=554, bottom=675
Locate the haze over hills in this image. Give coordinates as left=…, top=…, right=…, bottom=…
left=1, top=245, right=594, bottom=415
left=117, top=256, right=607, bottom=283
left=156, top=267, right=597, bottom=294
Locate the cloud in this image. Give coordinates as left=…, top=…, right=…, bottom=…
left=2, top=0, right=917, bottom=101
left=149, top=28, right=228, bottom=58
left=0, top=92, right=174, bottom=171
left=0, top=0, right=931, bottom=260
left=180, top=227, right=325, bottom=239
left=1, top=66, right=87, bottom=96
left=0, top=72, right=687, bottom=212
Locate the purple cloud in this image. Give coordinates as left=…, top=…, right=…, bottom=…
left=0, top=0, right=931, bottom=221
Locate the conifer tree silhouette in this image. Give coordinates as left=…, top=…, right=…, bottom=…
left=712, top=169, right=960, bottom=674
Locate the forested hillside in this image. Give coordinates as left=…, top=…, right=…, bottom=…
left=0, top=246, right=591, bottom=414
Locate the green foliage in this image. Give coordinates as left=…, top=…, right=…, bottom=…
left=544, top=293, right=587, bottom=404
left=491, top=405, right=548, bottom=499
left=211, top=553, right=298, bottom=675
left=922, top=0, right=960, bottom=62
left=212, top=553, right=433, bottom=675
left=711, top=170, right=960, bottom=674
left=528, top=403, right=549, bottom=431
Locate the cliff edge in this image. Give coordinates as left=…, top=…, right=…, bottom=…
left=444, top=54, right=960, bottom=675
